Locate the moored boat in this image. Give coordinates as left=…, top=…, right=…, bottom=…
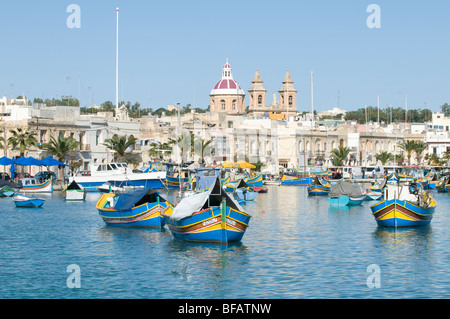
left=370, top=183, right=436, bottom=227
left=96, top=188, right=173, bottom=227
left=280, top=175, right=313, bottom=186
left=19, top=177, right=53, bottom=193
left=162, top=176, right=251, bottom=244
left=307, top=177, right=330, bottom=196
left=69, top=162, right=166, bottom=191
left=435, top=174, right=450, bottom=193
left=232, top=180, right=258, bottom=202
left=328, top=180, right=364, bottom=206
left=244, top=173, right=263, bottom=186
left=12, top=194, right=45, bottom=208
left=0, top=185, right=16, bottom=197
left=64, top=180, right=86, bottom=201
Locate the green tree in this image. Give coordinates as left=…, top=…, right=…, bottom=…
left=375, top=151, right=393, bottom=165
left=41, top=135, right=80, bottom=181
left=441, top=103, right=450, bottom=117
left=413, top=141, right=428, bottom=166
left=7, top=127, right=38, bottom=157
left=194, top=137, right=214, bottom=164
left=398, top=140, right=417, bottom=165
left=330, top=146, right=351, bottom=166
left=103, top=134, right=138, bottom=162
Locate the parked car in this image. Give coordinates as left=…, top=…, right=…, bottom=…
left=34, top=171, right=57, bottom=182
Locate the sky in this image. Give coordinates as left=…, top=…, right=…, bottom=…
left=0, top=0, right=449, bottom=113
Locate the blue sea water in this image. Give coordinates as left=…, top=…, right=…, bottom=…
left=1, top=186, right=450, bottom=299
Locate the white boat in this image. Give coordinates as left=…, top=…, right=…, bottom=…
left=68, top=162, right=166, bottom=191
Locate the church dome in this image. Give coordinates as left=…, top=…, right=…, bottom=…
left=210, top=59, right=245, bottom=96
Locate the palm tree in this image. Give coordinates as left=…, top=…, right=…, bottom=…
left=398, top=140, right=416, bottom=165
left=330, top=146, right=351, bottom=166
left=375, top=151, right=393, bottom=165
left=103, top=134, right=138, bottom=162
left=413, top=141, right=427, bottom=166
left=7, top=127, right=38, bottom=157
left=148, top=141, right=172, bottom=160
left=41, top=135, right=80, bottom=181
left=194, top=137, right=215, bottom=164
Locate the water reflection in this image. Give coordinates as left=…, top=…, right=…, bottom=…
left=372, top=225, right=433, bottom=248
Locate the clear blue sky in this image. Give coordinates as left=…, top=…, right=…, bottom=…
left=1, top=0, right=449, bottom=112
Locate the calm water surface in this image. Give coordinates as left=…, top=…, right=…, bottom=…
left=1, top=185, right=449, bottom=299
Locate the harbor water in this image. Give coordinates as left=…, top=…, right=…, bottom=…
left=1, top=185, right=450, bottom=299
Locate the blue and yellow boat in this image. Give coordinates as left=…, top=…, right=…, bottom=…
left=244, top=173, right=263, bottom=186
left=96, top=188, right=173, bottom=227
left=370, top=184, right=436, bottom=227
left=280, top=175, right=313, bottom=186
left=307, top=177, right=331, bottom=196
left=162, top=176, right=251, bottom=244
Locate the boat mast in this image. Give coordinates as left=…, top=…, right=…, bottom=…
left=177, top=102, right=182, bottom=197
left=115, top=7, right=119, bottom=113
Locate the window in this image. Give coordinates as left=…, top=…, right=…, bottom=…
left=258, top=95, right=262, bottom=106
left=221, top=100, right=225, bottom=111
left=288, top=95, right=293, bottom=106
left=232, top=100, right=236, bottom=110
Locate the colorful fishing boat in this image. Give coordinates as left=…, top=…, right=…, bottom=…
left=64, top=180, right=86, bottom=201
left=0, top=185, right=15, bottom=197
left=12, top=194, right=45, bottom=208
left=96, top=188, right=173, bottom=228
left=232, top=180, right=258, bottom=202
left=435, top=174, right=450, bottom=193
left=307, top=177, right=331, bottom=196
left=363, top=190, right=383, bottom=201
left=293, top=167, right=332, bottom=179
left=162, top=176, right=251, bottom=244
left=370, top=183, right=436, bottom=227
left=244, top=173, right=263, bottom=186
left=385, top=172, right=400, bottom=184
left=328, top=180, right=364, bottom=206
left=19, top=177, right=53, bottom=193
left=280, top=175, right=313, bottom=186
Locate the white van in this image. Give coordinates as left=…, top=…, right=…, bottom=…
left=342, top=167, right=363, bottom=179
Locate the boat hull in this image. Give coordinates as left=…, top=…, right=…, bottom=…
left=234, top=188, right=258, bottom=201
left=97, top=196, right=172, bottom=228
left=307, top=184, right=330, bottom=196
left=20, top=178, right=53, bottom=193
left=164, top=175, right=189, bottom=189
left=328, top=196, right=350, bottom=206
left=65, top=189, right=86, bottom=201
left=13, top=195, right=45, bottom=208
left=244, top=174, right=263, bottom=186
left=164, top=206, right=251, bottom=244
left=281, top=177, right=313, bottom=186
left=371, top=199, right=435, bottom=227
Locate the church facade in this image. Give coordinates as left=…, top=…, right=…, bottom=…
left=209, top=60, right=298, bottom=118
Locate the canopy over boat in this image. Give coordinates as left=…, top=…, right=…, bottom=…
left=329, top=180, right=363, bottom=198
left=170, top=176, right=246, bottom=221
left=113, top=188, right=166, bottom=212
